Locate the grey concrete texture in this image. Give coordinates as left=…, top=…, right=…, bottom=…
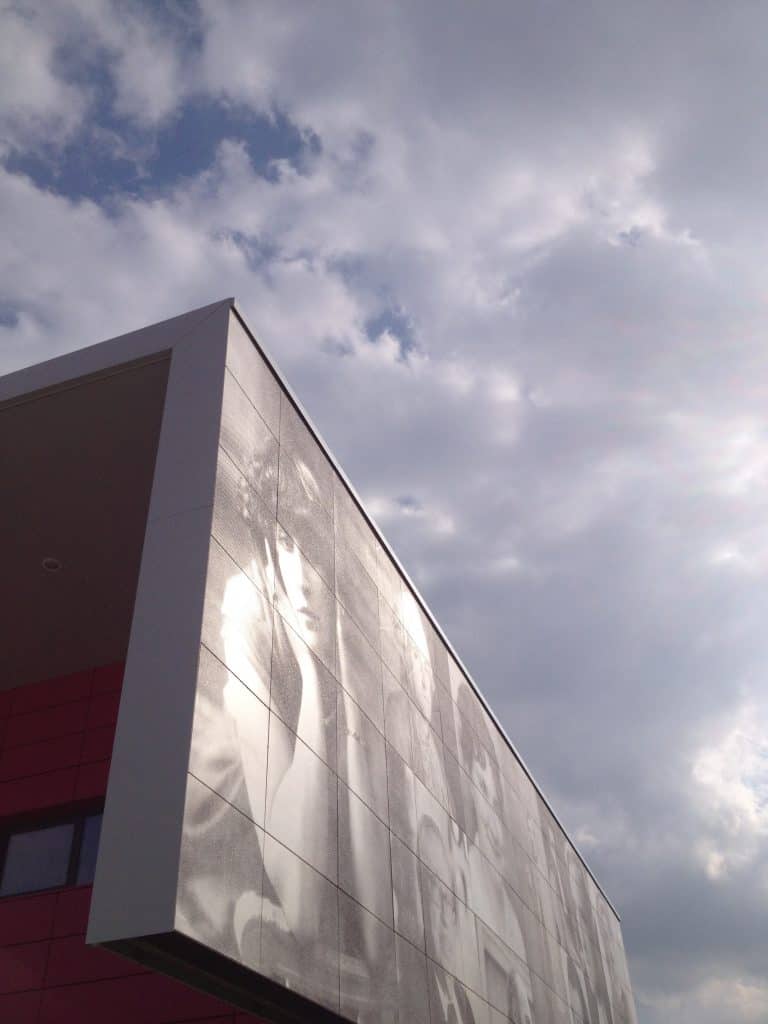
left=172, top=307, right=637, bottom=1022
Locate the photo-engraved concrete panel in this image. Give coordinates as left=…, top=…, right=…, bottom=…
left=69, top=301, right=637, bottom=1024
left=265, top=712, right=338, bottom=883
left=336, top=541, right=380, bottom=650
left=277, top=446, right=335, bottom=587
left=334, top=477, right=379, bottom=584
left=261, top=833, right=340, bottom=1013
left=336, top=604, right=385, bottom=731
left=226, top=315, right=281, bottom=437
left=275, top=524, right=336, bottom=672
left=212, top=447, right=277, bottom=603
left=270, top=611, right=338, bottom=771
left=201, top=539, right=273, bottom=707
left=279, top=392, right=334, bottom=514
left=176, top=774, right=264, bottom=968
left=338, top=780, right=393, bottom=927
left=394, top=934, right=430, bottom=1024
left=391, top=831, right=425, bottom=949
left=339, top=891, right=398, bottom=1024
left=386, top=741, right=419, bottom=854
left=338, top=689, right=389, bottom=823
left=188, top=645, right=269, bottom=826
left=220, top=367, right=279, bottom=515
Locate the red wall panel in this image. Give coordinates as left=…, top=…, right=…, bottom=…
left=0, top=894, right=56, bottom=946
left=0, top=989, right=41, bottom=1023
left=5, top=702, right=91, bottom=751
left=0, top=666, right=267, bottom=1024
left=11, top=672, right=92, bottom=716
left=0, top=767, right=79, bottom=819
left=0, top=733, right=85, bottom=783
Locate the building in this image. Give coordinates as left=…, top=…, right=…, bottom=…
left=0, top=299, right=637, bottom=1023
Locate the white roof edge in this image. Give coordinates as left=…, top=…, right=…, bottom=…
left=0, top=298, right=234, bottom=405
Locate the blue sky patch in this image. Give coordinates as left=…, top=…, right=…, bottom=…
left=0, top=303, right=19, bottom=328
left=364, top=306, right=416, bottom=360
left=4, top=90, right=317, bottom=203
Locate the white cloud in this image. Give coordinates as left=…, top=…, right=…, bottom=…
left=0, top=3, right=85, bottom=152
left=366, top=495, right=456, bottom=538
left=692, top=704, right=768, bottom=878
left=643, top=975, right=768, bottom=1024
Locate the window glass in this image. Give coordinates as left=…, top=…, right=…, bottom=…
left=76, top=813, right=103, bottom=885
left=0, top=823, right=75, bottom=896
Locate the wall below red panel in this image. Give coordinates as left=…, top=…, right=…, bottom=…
left=0, top=667, right=266, bottom=1024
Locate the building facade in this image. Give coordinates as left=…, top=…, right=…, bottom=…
left=0, top=300, right=637, bottom=1023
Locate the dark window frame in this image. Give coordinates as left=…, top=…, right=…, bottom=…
left=0, top=801, right=104, bottom=898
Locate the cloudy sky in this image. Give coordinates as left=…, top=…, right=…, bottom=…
left=2, top=2, right=767, bottom=1020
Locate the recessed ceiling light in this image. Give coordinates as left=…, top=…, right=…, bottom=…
left=42, top=557, right=63, bottom=573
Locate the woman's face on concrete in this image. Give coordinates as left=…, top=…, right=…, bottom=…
left=277, top=531, right=318, bottom=636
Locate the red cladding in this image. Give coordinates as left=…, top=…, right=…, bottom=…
left=0, top=989, right=41, bottom=1022
left=86, top=691, right=121, bottom=730
left=80, top=724, right=116, bottom=765
left=0, top=732, right=84, bottom=783
left=52, top=888, right=92, bottom=938
left=0, top=766, right=78, bottom=817
left=0, top=692, right=13, bottom=720
left=38, top=972, right=236, bottom=1023
left=5, top=701, right=90, bottom=750
left=44, top=934, right=145, bottom=986
left=0, top=894, right=56, bottom=946
left=91, top=662, right=124, bottom=694
left=73, top=759, right=111, bottom=802
left=0, top=940, right=49, bottom=993
left=11, top=671, right=92, bottom=716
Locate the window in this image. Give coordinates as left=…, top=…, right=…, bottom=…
left=0, top=810, right=103, bottom=898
